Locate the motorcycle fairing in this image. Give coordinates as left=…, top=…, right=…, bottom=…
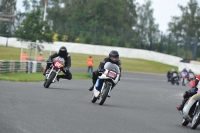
left=182, top=94, right=200, bottom=118
left=99, top=70, right=120, bottom=84
left=95, top=79, right=103, bottom=92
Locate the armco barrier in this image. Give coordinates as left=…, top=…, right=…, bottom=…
left=0, top=60, right=42, bottom=74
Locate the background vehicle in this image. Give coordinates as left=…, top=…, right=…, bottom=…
left=188, top=73, right=196, bottom=82
left=171, top=73, right=179, bottom=85
left=179, top=93, right=200, bottom=129
left=43, top=56, right=65, bottom=88
left=91, top=62, right=120, bottom=105
left=180, top=71, right=188, bottom=86
left=178, top=80, right=200, bottom=129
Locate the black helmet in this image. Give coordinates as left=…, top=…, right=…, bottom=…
left=109, top=50, right=119, bottom=63
left=58, top=46, right=67, bottom=57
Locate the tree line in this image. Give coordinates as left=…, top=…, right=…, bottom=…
left=0, top=0, right=199, bottom=60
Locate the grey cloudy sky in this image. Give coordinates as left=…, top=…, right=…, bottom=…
left=137, top=0, right=189, bottom=32
left=16, top=0, right=190, bottom=32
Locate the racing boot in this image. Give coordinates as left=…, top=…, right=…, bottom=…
left=57, top=75, right=60, bottom=81
left=88, top=85, right=94, bottom=91
left=177, top=98, right=187, bottom=111
left=177, top=104, right=183, bottom=110
left=43, top=71, right=46, bottom=76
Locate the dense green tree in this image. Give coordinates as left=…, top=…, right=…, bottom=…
left=0, top=0, right=16, bottom=36
left=15, top=8, right=54, bottom=43
left=135, top=0, right=159, bottom=50
left=168, top=0, right=200, bottom=59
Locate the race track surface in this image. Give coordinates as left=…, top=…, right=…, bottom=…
left=0, top=71, right=198, bottom=133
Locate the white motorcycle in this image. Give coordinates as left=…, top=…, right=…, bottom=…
left=188, top=73, right=196, bottom=82
left=180, top=71, right=188, bottom=86
left=179, top=82, right=200, bottom=129
left=91, top=62, right=120, bottom=105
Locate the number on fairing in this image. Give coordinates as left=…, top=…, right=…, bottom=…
left=108, top=71, right=116, bottom=78
left=189, top=73, right=194, bottom=78
left=55, top=62, right=62, bottom=68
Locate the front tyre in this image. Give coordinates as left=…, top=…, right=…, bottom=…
left=44, top=72, right=56, bottom=88
left=191, top=109, right=200, bottom=129
left=182, top=118, right=189, bottom=126
left=99, top=83, right=111, bottom=105
left=91, top=94, right=97, bottom=103
left=43, top=79, right=47, bottom=87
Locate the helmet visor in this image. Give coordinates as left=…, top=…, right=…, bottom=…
left=110, top=55, right=119, bottom=62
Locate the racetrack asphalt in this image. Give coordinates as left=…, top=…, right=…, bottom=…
left=0, top=70, right=199, bottom=133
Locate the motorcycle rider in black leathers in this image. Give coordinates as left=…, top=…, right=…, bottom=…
left=180, top=68, right=189, bottom=86
left=167, top=70, right=171, bottom=82
left=88, top=50, right=121, bottom=93
left=188, top=69, right=196, bottom=82
left=43, top=46, right=72, bottom=81
left=170, top=69, right=179, bottom=84
left=177, top=74, right=200, bottom=110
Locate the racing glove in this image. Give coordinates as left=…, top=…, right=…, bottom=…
left=63, top=67, right=69, bottom=72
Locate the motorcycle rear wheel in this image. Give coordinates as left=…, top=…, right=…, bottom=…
left=44, top=72, right=56, bottom=88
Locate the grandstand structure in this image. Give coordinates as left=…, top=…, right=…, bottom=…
left=0, top=12, right=15, bottom=22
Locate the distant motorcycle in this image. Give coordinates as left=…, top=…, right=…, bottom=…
left=188, top=73, right=196, bottom=82
left=180, top=71, right=188, bottom=86
left=171, top=73, right=179, bottom=85
left=91, top=62, right=120, bottom=105
left=43, top=56, right=65, bottom=88
left=178, top=81, right=200, bottom=130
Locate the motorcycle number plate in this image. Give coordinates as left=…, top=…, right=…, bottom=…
left=108, top=71, right=116, bottom=78
left=54, top=62, right=63, bottom=68
left=189, top=73, right=194, bottom=78
left=173, top=73, right=177, bottom=77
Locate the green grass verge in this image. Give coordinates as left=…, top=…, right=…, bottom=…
left=0, top=46, right=177, bottom=81
left=0, top=72, right=92, bottom=82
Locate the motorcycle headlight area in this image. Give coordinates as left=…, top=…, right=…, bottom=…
left=107, top=71, right=117, bottom=79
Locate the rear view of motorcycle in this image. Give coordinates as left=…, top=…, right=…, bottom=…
left=178, top=93, right=200, bottom=129
left=91, top=62, right=120, bottom=105
left=180, top=71, right=188, bottom=86
left=43, top=56, right=65, bottom=88
left=188, top=73, right=196, bottom=82
left=171, top=73, right=179, bottom=85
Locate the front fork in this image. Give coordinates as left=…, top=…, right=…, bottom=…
left=102, top=81, right=112, bottom=96
left=46, top=67, right=60, bottom=82
left=193, top=101, right=200, bottom=116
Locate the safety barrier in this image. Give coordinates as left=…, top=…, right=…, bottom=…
left=0, top=60, right=42, bottom=74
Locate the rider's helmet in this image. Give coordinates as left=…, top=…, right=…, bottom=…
left=196, top=74, right=200, bottom=80
left=183, top=68, right=187, bottom=71
left=58, top=46, right=67, bottom=57
left=189, top=69, right=192, bottom=72
left=109, top=50, right=119, bottom=63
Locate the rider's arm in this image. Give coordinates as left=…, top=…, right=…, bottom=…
left=49, top=53, right=58, bottom=60
left=65, top=54, right=71, bottom=69
left=117, top=60, right=122, bottom=73
left=98, top=58, right=107, bottom=71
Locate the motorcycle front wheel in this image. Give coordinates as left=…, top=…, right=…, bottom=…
left=182, top=118, right=189, bottom=126
left=91, top=94, right=97, bottom=103
left=44, top=72, right=56, bottom=88
left=43, top=79, right=47, bottom=87
left=99, top=83, right=111, bottom=105
left=191, top=107, right=200, bottom=129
